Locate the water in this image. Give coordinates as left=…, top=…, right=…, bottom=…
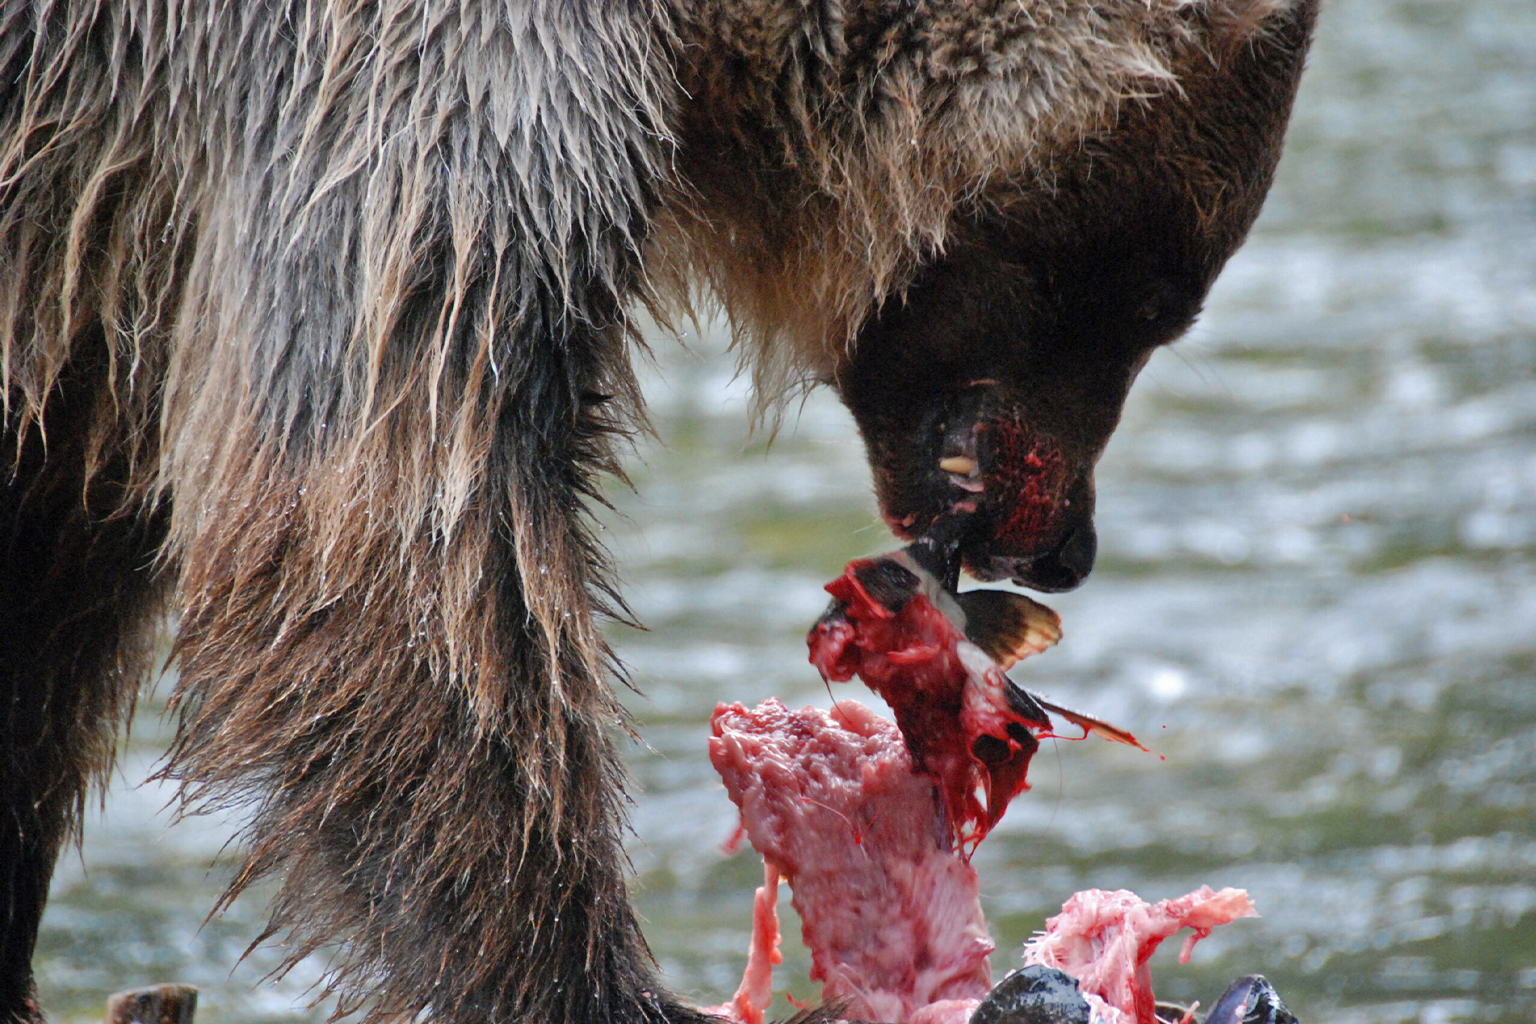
left=34, top=1, right=1536, bottom=1022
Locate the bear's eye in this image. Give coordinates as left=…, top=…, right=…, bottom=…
left=1129, top=279, right=1197, bottom=334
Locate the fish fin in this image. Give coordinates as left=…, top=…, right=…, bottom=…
left=956, top=589, right=1062, bottom=669
left=1031, top=694, right=1150, bottom=752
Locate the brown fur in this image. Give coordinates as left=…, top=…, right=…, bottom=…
left=0, top=2, right=1316, bottom=1023
left=656, top=0, right=1304, bottom=406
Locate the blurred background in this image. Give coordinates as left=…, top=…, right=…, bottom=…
left=35, top=1, right=1535, bottom=1022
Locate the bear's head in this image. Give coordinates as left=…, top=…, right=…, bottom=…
left=831, top=10, right=1312, bottom=592
left=669, top=0, right=1316, bottom=593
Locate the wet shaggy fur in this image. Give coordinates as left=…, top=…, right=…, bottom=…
left=0, top=2, right=1315, bottom=1024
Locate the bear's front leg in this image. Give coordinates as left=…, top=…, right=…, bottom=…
left=162, top=414, right=683, bottom=1024
left=146, top=3, right=709, bottom=1018
left=156, top=252, right=713, bottom=1024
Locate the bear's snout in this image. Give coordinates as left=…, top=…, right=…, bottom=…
left=973, top=521, right=1097, bottom=593
left=852, top=380, right=1103, bottom=595
left=954, top=405, right=1100, bottom=592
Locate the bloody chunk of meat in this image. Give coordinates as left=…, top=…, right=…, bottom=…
left=710, top=699, right=994, bottom=1024
left=708, top=700, right=1242, bottom=1024
left=705, top=861, right=783, bottom=1024
left=807, top=551, right=1055, bottom=853
left=1020, top=887, right=1259, bottom=1024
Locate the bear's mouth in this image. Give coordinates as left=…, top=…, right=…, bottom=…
left=934, top=388, right=990, bottom=524
left=880, top=384, right=1096, bottom=595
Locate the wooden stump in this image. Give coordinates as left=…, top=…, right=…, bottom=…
left=105, top=985, right=197, bottom=1024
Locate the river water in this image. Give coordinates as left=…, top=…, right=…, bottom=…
left=34, top=2, right=1535, bottom=1022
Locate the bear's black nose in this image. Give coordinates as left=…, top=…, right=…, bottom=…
left=1012, top=525, right=1096, bottom=593
left=1055, top=526, right=1097, bottom=580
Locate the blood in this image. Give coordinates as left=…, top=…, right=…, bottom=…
left=721, top=822, right=748, bottom=855
left=807, top=554, right=1050, bottom=855
left=978, top=418, right=1069, bottom=544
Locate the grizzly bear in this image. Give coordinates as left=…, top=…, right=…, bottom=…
left=0, top=2, right=1316, bottom=1023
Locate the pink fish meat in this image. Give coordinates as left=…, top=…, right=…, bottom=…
left=710, top=699, right=994, bottom=1024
